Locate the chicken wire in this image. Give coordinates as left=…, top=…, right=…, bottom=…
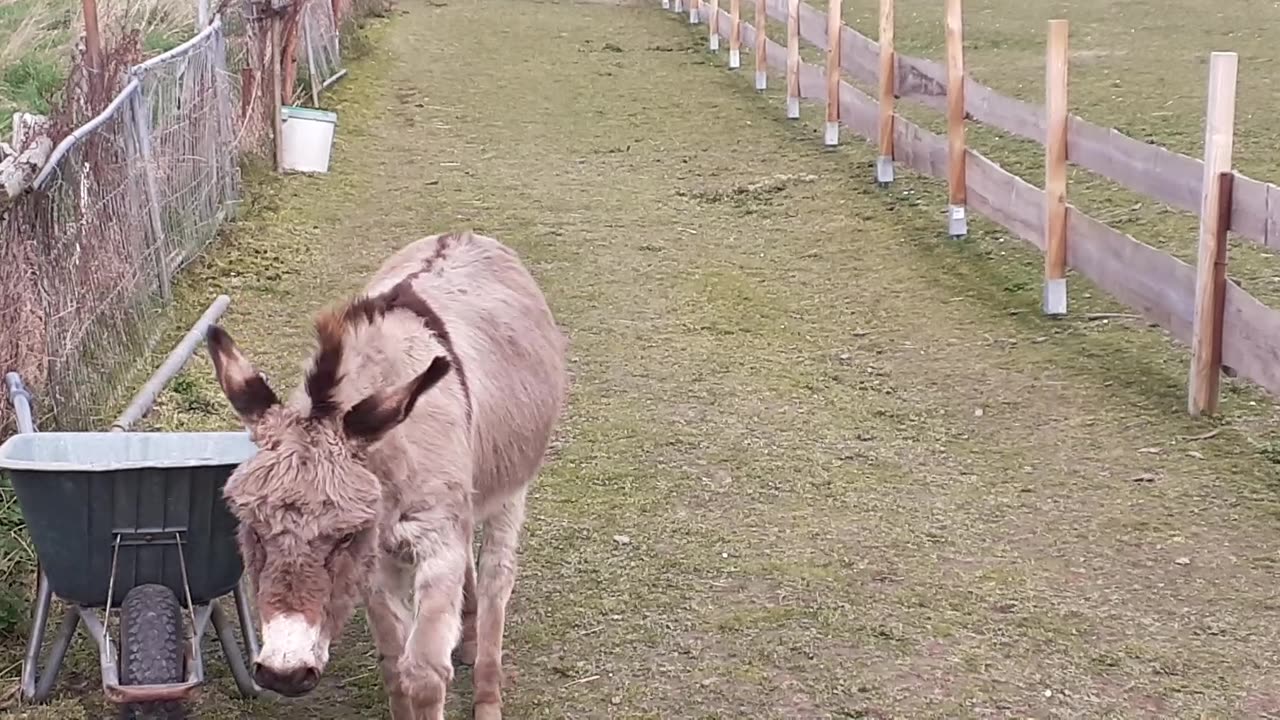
left=132, top=19, right=240, bottom=275
left=4, top=20, right=240, bottom=429
left=22, top=84, right=167, bottom=428
left=298, top=0, right=344, bottom=103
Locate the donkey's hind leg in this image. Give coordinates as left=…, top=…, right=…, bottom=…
left=472, top=492, right=529, bottom=720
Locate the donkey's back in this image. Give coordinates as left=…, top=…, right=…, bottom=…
left=365, top=231, right=568, bottom=516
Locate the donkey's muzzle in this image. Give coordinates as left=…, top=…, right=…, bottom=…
left=253, top=662, right=321, bottom=697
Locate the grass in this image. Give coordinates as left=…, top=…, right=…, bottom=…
left=6, top=0, right=1280, bottom=717
left=0, top=0, right=196, bottom=135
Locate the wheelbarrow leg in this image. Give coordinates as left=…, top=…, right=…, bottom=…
left=33, top=606, right=81, bottom=702
left=21, top=569, right=53, bottom=701
left=233, top=579, right=259, bottom=660
left=211, top=602, right=259, bottom=698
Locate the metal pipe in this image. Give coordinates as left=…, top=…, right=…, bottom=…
left=32, top=79, right=140, bottom=190
left=131, top=16, right=223, bottom=75
left=212, top=602, right=260, bottom=698
left=33, top=609, right=80, bottom=702
left=19, top=571, right=52, bottom=701
left=234, top=579, right=260, bottom=660
left=320, top=68, right=348, bottom=92
left=304, top=12, right=320, bottom=107
left=4, top=372, right=35, bottom=434
left=110, top=294, right=232, bottom=431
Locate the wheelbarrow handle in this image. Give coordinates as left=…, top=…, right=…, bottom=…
left=4, top=371, right=36, bottom=434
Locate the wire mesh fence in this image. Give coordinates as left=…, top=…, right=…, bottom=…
left=298, top=0, right=345, bottom=104
left=0, top=0, right=361, bottom=433
left=0, top=20, right=239, bottom=430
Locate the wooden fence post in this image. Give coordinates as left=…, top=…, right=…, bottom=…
left=1188, top=52, right=1238, bottom=417
left=944, top=0, right=966, bottom=237
left=730, top=0, right=741, bottom=68
left=81, top=0, right=103, bottom=97
left=709, top=0, right=720, bottom=50
left=754, top=0, right=767, bottom=89
left=876, top=0, right=894, bottom=186
left=824, top=0, right=843, bottom=146
left=689, top=0, right=699, bottom=24
left=674, top=0, right=684, bottom=16
left=1043, top=19, right=1069, bottom=316
left=786, top=0, right=800, bottom=118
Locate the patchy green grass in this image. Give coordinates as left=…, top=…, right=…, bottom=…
left=7, top=0, right=1280, bottom=718
left=0, top=0, right=196, bottom=135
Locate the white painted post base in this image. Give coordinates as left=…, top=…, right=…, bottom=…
left=824, top=121, right=839, bottom=146
left=729, top=48, right=741, bottom=68
left=661, top=0, right=670, bottom=10
left=674, top=0, right=684, bottom=11
left=689, top=5, right=698, bottom=22
left=786, top=97, right=800, bottom=119
left=1043, top=278, right=1068, bottom=316
left=755, top=70, right=767, bottom=90
left=876, top=155, right=894, bottom=185
left=948, top=204, right=968, bottom=238
left=710, top=34, right=720, bottom=51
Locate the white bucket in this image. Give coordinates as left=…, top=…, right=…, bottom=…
left=280, top=105, right=337, bottom=173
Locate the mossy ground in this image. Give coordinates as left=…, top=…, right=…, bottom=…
left=5, top=0, right=1280, bottom=717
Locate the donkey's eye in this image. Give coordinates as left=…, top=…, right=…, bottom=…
left=335, top=532, right=358, bottom=549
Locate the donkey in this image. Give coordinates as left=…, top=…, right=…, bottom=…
left=205, top=231, right=568, bottom=720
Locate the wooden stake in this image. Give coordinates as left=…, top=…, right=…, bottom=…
left=754, top=0, right=767, bottom=89
left=729, top=0, right=741, bottom=68
left=709, top=0, right=720, bottom=50
left=1188, top=52, right=1238, bottom=417
left=945, top=0, right=966, bottom=237
left=786, top=0, right=800, bottom=118
left=824, top=0, right=842, bottom=146
left=81, top=0, right=103, bottom=96
left=271, top=15, right=284, bottom=174
left=876, top=0, right=895, bottom=185
left=1043, top=19, right=1069, bottom=316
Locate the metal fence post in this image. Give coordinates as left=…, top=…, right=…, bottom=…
left=303, top=5, right=321, bottom=107
left=126, top=80, right=172, bottom=301
left=211, top=20, right=240, bottom=219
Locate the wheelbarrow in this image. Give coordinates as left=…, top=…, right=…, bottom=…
left=0, top=371, right=262, bottom=712
left=0, top=368, right=261, bottom=718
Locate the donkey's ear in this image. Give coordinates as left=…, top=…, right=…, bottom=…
left=342, top=356, right=451, bottom=445
left=206, top=325, right=280, bottom=424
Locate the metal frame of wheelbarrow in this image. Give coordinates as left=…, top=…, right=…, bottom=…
left=6, top=294, right=262, bottom=706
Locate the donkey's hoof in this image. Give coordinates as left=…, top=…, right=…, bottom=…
left=452, top=640, right=477, bottom=666
left=473, top=702, right=502, bottom=720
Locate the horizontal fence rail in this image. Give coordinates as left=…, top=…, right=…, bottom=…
left=677, top=0, right=1280, bottom=417
left=762, top=0, right=1280, bottom=253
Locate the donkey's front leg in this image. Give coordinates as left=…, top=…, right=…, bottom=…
left=368, top=555, right=418, bottom=720
left=398, top=521, right=469, bottom=720
left=454, top=540, right=478, bottom=666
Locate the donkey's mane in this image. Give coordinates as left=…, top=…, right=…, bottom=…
left=304, top=237, right=471, bottom=422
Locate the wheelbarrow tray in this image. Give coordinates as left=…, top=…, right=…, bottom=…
left=0, top=431, right=257, bottom=608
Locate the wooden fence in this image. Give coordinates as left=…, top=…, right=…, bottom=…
left=666, top=0, right=1280, bottom=417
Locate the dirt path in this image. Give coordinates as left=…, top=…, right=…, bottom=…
left=32, top=0, right=1280, bottom=717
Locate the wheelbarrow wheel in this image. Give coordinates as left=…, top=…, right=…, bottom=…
left=119, top=584, right=188, bottom=720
